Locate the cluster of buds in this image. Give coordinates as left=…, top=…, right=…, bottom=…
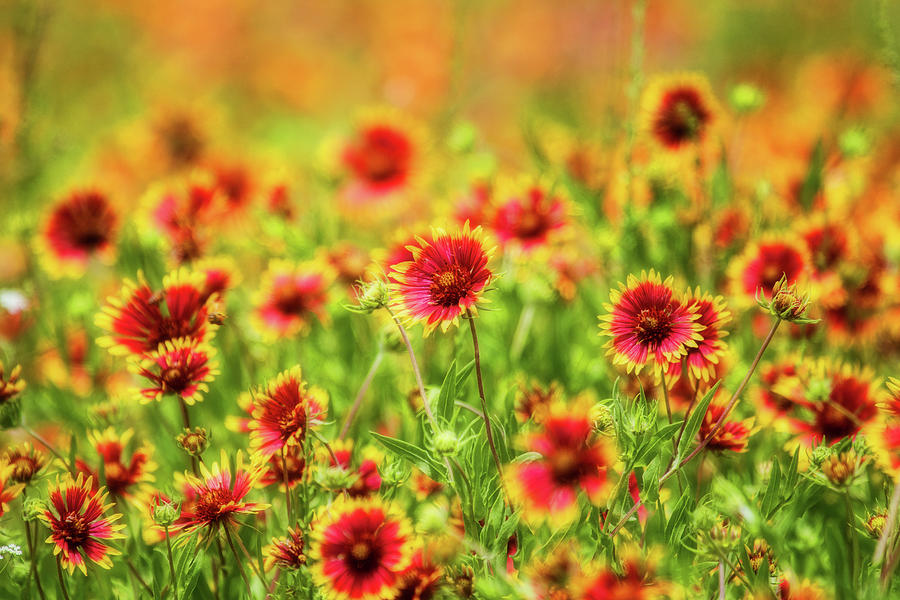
left=22, top=497, right=45, bottom=522
left=176, top=427, right=209, bottom=456
left=756, top=275, right=816, bottom=324
left=703, top=518, right=741, bottom=554
left=346, top=279, right=390, bottom=314
left=316, top=465, right=357, bottom=492
left=0, top=362, right=25, bottom=430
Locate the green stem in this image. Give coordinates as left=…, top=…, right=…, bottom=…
left=845, top=490, right=859, bottom=585
left=339, top=347, right=384, bottom=439
left=465, top=309, right=510, bottom=507
left=223, top=525, right=253, bottom=597
left=164, top=525, right=178, bottom=600
left=24, top=517, right=47, bottom=600
left=55, top=558, right=72, bottom=600
left=384, top=307, right=438, bottom=429
left=281, top=446, right=293, bottom=525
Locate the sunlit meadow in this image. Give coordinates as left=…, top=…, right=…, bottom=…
left=1, top=1, right=900, bottom=599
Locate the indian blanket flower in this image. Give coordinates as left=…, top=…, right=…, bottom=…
left=310, top=497, right=413, bottom=600
left=96, top=268, right=216, bottom=357
left=388, top=222, right=493, bottom=334
left=489, top=178, right=568, bottom=253
left=779, top=360, right=880, bottom=445
left=640, top=72, right=718, bottom=151
left=249, top=367, right=329, bottom=458
left=728, top=238, right=809, bottom=303
left=265, top=526, right=307, bottom=571
left=260, top=444, right=306, bottom=489
left=666, top=289, right=730, bottom=383
left=1, top=443, right=47, bottom=485
left=338, top=110, right=426, bottom=203
left=0, top=463, right=24, bottom=517
left=175, top=451, right=267, bottom=533
left=524, top=544, right=582, bottom=600
left=75, top=428, right=156, bottom=501
left=697, top=401, right=754, bottom=453
left=194, top=256, right=240, bottom=303
left=599, top=270, right=703, bottom=375
left=133, top=337, right=219, bottom=405
left=41, top=473, right=125, bottom=575
left=865, top=415, right=900, bottom=481
left=514, top=380, right=562, bottom=424
left=40, top=189, right=118, bottom=276
left=254, top=260, right=333, bottom=338
left=393, top=550, right=443, bottom=600
left=508, top=400, right=616, bottom=523
left=578, top=549, right=665, bottom=600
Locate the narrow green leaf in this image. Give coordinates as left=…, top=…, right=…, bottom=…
left=678, top=382, right=721, bottom=461
left=436, top=360, right=457, bottom=424
left=761, top=459, right=782, bottom=518
left=370, top=432, right=447, bottom=480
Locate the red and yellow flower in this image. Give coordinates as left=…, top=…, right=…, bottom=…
left=75, top=428, right=156, bottom=501
left=0, top=361, right=25, bottom=403
left=508, top=400, right=616, bottom=524
left=96, top=268, right=216, bottom=357
left=264, top=526, right=307, bottom=571
left=640, top=72, right=718, bottom=152
left=0, top=462, right=25, bottom=517
left=388, top=222, right=494, bottom=335
left=321, top=440, right=382, bottom=498
left=254, top=260, right=333, bottom=338
left=577, top=548, right=666, bottom=599
left=175, top=451, right=268, bottom=533
left=39, top=189, right=118, bottom=277
left=133, top=337, right=219, bottom=405
left=599, top=270, right=703, bottom=375
left=728, top=238, right=809, bottom=303
left=665, top=289, right=730, bottom=384
left=310, top=497, right=413, bottom=600
left=393, top=549, right=443, bottom=600
left=489, top=177, right=569, bottom=254
left=41, top=473, right=125, bottom=575
left=259, top=443, right=307, bottom=490
left=697, top=401, right=754, bottom=453
left=249, top=367, right=329, bottom=458
left=1, top=442, right=47, bottom=485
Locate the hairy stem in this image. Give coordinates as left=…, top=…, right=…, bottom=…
left=25, top=517, right=47, bottom=600
left=223, top=525, right=253, bottom=597
left=164, top=525, right=179, bottom=600
left=385, top=307, right=438, bottom=429
left=339, top=348, right=384, bottom=439
left=56, top=558, right=72, bottom=600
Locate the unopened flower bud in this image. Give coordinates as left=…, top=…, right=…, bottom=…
left=432, top=430, right=459, bottom=456
left=153, top=500, right=179, bottom=527
left=809, top=444, right=833, bottom=468
left=758, top=275, right=814, bottom=323
left=23, top=498, right=45, bottom=522
left=0, top=399, right=21, bottom=430
left=417, top=504, right=449, bottom=535
left=820, top=450, right=862, bottom=487
left=316, top=466, right=356, bottom=491
left=349, top=279, right=390, bottom=314
left=866, top=511, right=887, bottom=538
left=176, top=427, right=209, bottom=456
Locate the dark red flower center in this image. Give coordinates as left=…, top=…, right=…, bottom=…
left=346, top=536, right=381, bottom=573
left=429, top=265, right=470, bottom=307
left=195, top=488, right=234, bottom=523
left=653, top=89, right=710, bottom=147
left=61, top=513, right=90, bottom=547
left=344, top=126, right=412, bottom=187
left=634, top=307, right=674, bottom=347
left=277, top=403, right=307, bottom=441
left=274, top=287, right=310, bottom=316
left=549, top=449, right=583, bottom=485
left=160, top=366, right=188, bottom=392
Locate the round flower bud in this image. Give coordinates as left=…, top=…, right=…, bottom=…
left=23, top=498, right=45, bottom=522
left=0, top=398, right=21, bottom=430
left=316, top=466, right=356, bottom=492
left=417, top=503, right=449, bottom=535
left=350, top=279, right=390, bottom=314
left=809, top=444, right=833, bottom=468
left=729, top=83, right=765, bottom=114
left=176, top=427, right=209, bottom=456
left=153, top=500, right=179, bottom=527
left=589, top=403, right=615, bottom=436
left=432, top=430, right=459, bottom=456
left=866, top=512, right=887, bottom=538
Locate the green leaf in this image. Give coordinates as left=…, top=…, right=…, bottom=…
left=665, top=490, right=693, bottom=545
left=633, top=421, right=682, bottom=467
left=677, top=382, right=721, bottom=462
left=761, top=458, right=782, bottom=518
left=370, top=432, right=447, bottom=480
left=642, top=457, right=663, bottom=505
left=436, top=360, right=458, bottom=424
left=799, top=139, right=825, bottom=212
left=455, top=359, right=476, bottom=390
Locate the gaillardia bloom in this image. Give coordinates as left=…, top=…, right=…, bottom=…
left=75, top=428, right=156, bottom=501
left=388, top=222, right=493, bottom=334
left=578, top=550, right=665, bottom=600
left=508, top=400, right=616, bottom=524
left=865, top=417, right=900, bottom=480
left=310, top=497, right=413, bottom=600
left=0, top=361, right=25, bottom=403
left=640, top=72, right=718, bottom=151
left=1, top=442, right=47, bottom=485
left=728, top=239, right=809, bottom=303
left=41, top=189, right=118, bottom=276
left=264, top=526, right=307, bottom=571
left=133, top=337, right=219, bottom=405
left=697, top=402, right=754, bottom=453
left=96, top=268, right=216, bottom=357
left=41, top=473, right=125, bottom=575
left=0, top=463, right=25, bottom=517
left=778, top=360, right=880, bottom=445
left=322, top=440, right=382, bottom=498
left=393, top=550, right=443, bottom=600
left=599, top=271, right=702, bottom=374
left=260, top=444, right=306, bottom=489
left=175, top=451, right=268, bottom=533
left=666, top=289, right=731, bottom=383
left=254, top=260, right=333, bottom=338
left=249, top=366, right=329, bottom=458
left=489, top=178, right=569, bottom=253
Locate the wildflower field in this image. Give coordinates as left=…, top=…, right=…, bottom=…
left=2, top=1, right=900, bottom=598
